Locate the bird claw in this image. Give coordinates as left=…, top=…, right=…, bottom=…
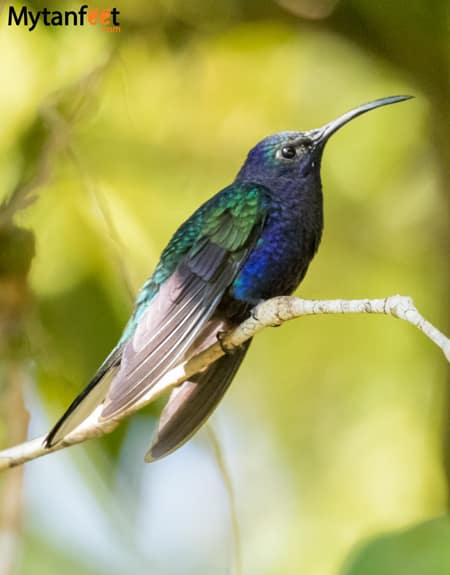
left=216, top=330, right=235, bottom=354
left=250, top=307, right=259, bottom=321
left=250, top=299, right=265, bottom=321
left=250, top=302, right=280, bottom=327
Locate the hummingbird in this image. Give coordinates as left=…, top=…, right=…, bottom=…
left=45, top=96, right=412, bottom=461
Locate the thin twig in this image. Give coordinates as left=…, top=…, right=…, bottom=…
left=0, top=54, right=115, bottom=228
left=68, top=148, right=137, bottom=302
left=207, top=426, right=242, bottom=575
left=0, top=294, right=448, bottom=471
left=0, top=106, right=70, bottom=227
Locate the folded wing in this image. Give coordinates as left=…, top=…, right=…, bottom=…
left=101, top=188, right=267, bottom=420
left=45, top=184, right=267, bottom=448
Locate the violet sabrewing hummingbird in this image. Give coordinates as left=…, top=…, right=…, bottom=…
left=45, top=95, right=412, bottom=461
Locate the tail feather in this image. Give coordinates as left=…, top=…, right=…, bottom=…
left=145, top=340, right=251, bottom=462
left=44, top=349, right=121, bottom=448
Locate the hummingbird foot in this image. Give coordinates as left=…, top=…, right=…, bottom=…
left=216, top=330, right=237, bottom=354
left=250, top=302, right=281, bottom=327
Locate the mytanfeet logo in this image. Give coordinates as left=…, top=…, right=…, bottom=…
left=8, top=4, right=121, bottom=32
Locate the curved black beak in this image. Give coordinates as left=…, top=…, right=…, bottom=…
left=311, top=95, right=413, bottom=146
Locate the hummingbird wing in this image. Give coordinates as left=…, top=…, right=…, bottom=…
left=100, top=185, right=266, bottom=419
left=45, top=184, right=267, bottom=447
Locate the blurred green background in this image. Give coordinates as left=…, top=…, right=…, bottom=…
left=0, top=1, right=448, bottom=574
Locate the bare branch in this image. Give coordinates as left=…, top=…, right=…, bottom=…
left=0, top=294, right=447, bottom=471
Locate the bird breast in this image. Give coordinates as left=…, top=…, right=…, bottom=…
left=231, top=198, right=322, bottom=304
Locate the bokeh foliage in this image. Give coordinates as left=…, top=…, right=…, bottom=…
left=0, top=1, right=448, bottom=574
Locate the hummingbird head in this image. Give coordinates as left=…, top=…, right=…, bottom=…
left=236, top=96, right=412, bottom=188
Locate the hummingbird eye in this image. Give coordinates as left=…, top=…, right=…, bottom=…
left=279, top=145, right=297, bottom=160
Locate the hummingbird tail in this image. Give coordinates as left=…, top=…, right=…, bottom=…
left=145, top=339, right=251, bottom=462
left=44, top=348, right=121, bottom=448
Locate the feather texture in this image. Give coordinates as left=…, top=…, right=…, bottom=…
left=146, top=339, right=251, bottom=461
left=101, top=197, right=266, bottom=419
left=45, top=184, right=267, bottom=448
left=44, top=348, right=122, bottom=447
